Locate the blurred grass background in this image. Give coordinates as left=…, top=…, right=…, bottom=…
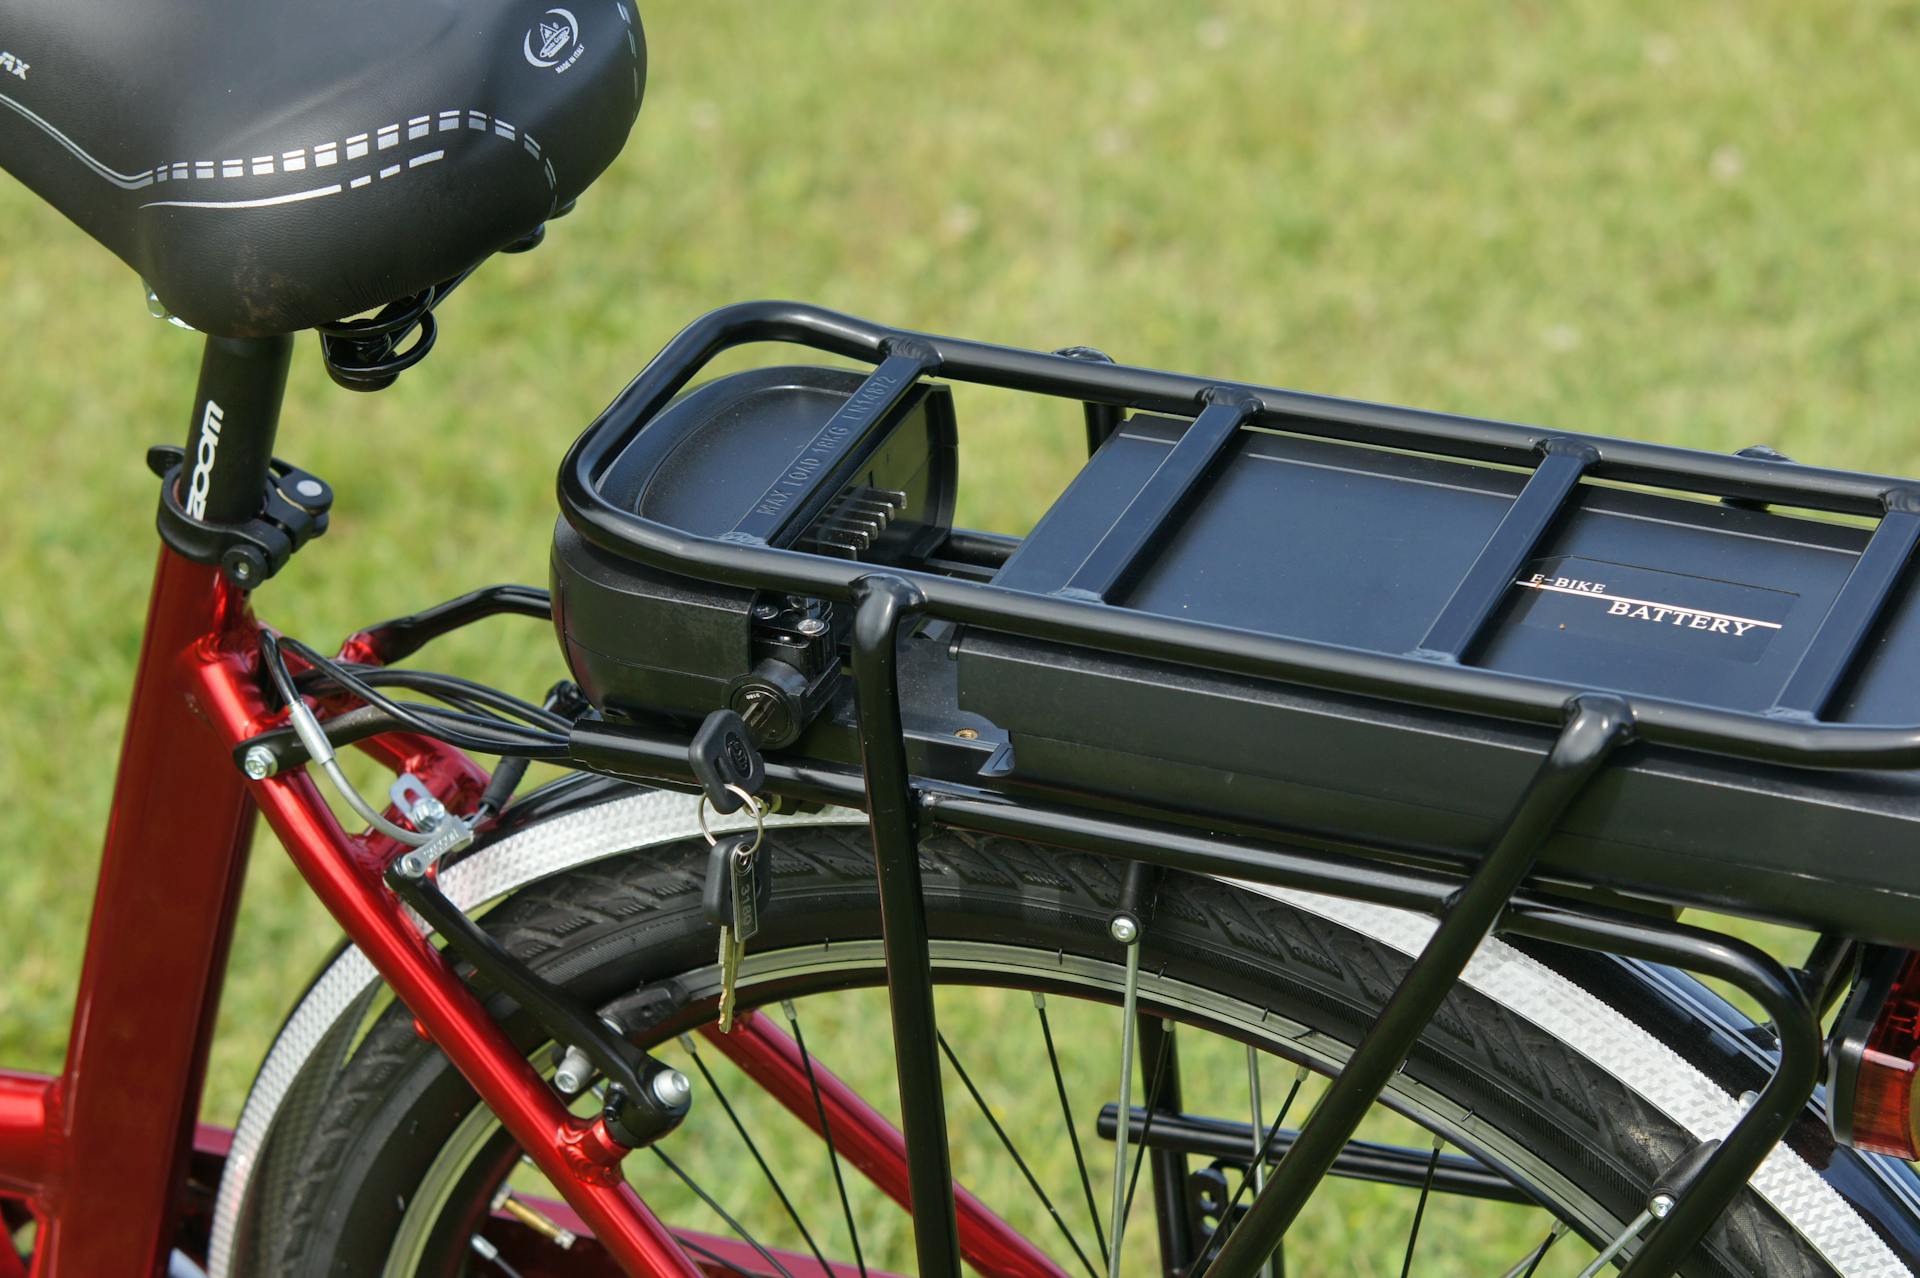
left=1, top=0, right=1913, bottom=1270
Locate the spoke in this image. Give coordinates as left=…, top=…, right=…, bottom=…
left=1036, top=993, right=1109, bottom=1264
left=1195, top=1064, right=1308, bottom=1275
left=1503, top=1222, right=1569, bottom=1278
left=1107, top=933, right=1142, bottom=1278
left=785, top=1000, right=870, bottom=1278
left=470, top=1234, right=528, bottom=1278
left=1396, top=1134, right=1444, bottom=1278
left=1573, top=1208, right=1655, bottom=1278
left=676, top=1236, right=767, bottom=1278
left=652, top=1147, right=800, bottom=1278
left=937, top=1030, right=1103, bottom=1278
left=1120, top=1021, right=1176, bottom=1224
left=1246, top=1048, right=1272, bottom=1278
left=681, top=1034, right=837, bottom=1278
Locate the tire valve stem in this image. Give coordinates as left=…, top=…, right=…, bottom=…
left=491, top=1185, right=578, bottom=1250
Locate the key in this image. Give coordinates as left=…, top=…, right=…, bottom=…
left=702, top=833, right=771, bottom=1032
left=717, top=921, right=744, bottom=1032
left=689, top=709, right=764, bottom=813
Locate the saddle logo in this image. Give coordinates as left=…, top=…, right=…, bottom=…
left=524, top=8, right=585, bottom=72
left=0, top=51, right=28, bottom=81
left=185, top=400, right=224, bottom=521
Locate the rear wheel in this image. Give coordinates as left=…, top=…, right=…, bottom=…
left=239, top=813, right=1908, bottom=1277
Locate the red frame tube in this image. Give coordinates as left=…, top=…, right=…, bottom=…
left=0, top=540, right=1060, bottom=1277
left=0, top=547, right=693, bottom=1277
left=28, top=553, right=260, bottom=1276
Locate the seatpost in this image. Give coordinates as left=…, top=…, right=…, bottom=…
left=180, top=334, right=294, bottom=525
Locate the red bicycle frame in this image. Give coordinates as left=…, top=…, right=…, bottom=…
left=0, top=334, right=1061, bottom=1278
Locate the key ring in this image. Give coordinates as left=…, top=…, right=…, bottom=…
left=697, top=785, right=765, bottom=856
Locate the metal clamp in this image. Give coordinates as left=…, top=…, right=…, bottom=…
left=147, top=444, right=333, bottom=589
left=387, top=774, right=475, bottom=880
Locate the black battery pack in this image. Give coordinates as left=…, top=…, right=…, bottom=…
left=957, top=414, right=1920, bottom=937
left=554, top=304, right=1920, bottom=945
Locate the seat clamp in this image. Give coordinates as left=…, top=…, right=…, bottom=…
left=146, top=444, right=333, bottom=590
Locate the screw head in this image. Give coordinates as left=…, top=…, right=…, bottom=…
left=955, top=727, right=981, bottom=740
left=796, top=617, right=829, bottom=637
left=295, top=478, right=325, bottom=499
left=396, top=852, right=426, bottom=879
left=241, top=745, right=278, bottom=780
left=1109, top=914, right=1140, bottom=944
left=553, top=1045, right=592, bottom=1095
left=651, top=1067, right=693, bottom=1109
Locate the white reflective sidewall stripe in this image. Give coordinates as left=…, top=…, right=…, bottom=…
left=206, top=792, right=860, bottom=1278
left=205, top=792, right=1905, bottom=1277
left=1227, top=881, right=1908, bottom=1278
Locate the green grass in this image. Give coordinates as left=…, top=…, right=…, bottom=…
left=0, top=0, right=1905, bottom=1269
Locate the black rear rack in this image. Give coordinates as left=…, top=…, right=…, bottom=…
left=561, top=300, right=1920, bottom=769
left=554, top=300, right=1905, bottom=1278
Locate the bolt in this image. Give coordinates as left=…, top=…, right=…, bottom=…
left=796, top=617, right=829, bottom=637
left=396, top=852, right=426, bottom=879
left=241, top=745, right=278, bottom=780
left=751, top=601, right=781, bottom=620
left=552, top=1044, right=592, bottom=1095
left=232, top=559, right=252, bottom=581
left=1110, top=914, right=1140, bottom=944
left=295, top=478, right=325, bottom=499
left=650, top=1067, right=693, bottom=1108
left=493, top=1186, right=578, bottom=1249
left=410, top=795, right=448, bottom=831
left=1650, top=1192, right=1675, bottom=1219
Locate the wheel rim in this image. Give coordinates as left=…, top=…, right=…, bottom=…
left=384, top=936, right=1626, bottom=1277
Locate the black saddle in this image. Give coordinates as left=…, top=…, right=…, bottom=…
left=0, top=0, right=644, bottom=337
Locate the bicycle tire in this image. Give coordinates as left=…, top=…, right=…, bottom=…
left=232, top=810, right=1916, bottom=1277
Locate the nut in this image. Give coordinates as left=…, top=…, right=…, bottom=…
left=650, top=1067, right=693, bottom=1108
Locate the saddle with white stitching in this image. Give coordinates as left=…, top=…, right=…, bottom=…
left=0, top=0, right=644, bottom=336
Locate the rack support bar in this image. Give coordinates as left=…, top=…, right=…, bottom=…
left=727, top=346, right=938, bottom=546
left=1060, top=391, right=1257, bottom=602
left=1202, top=694, right=1633, bottom=1278
left=848, top=574, right=962, bottom=1278
left=1417, top=439, right=1596, bottom=661
left=1772, top=500, right=1920, bottom=718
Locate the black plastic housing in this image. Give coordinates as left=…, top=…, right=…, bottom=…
left=554, top=302, right=1920, bottom=946
left=552, top=364, right=956, bottom=733
left=956, top=415, right=1920, bottom=931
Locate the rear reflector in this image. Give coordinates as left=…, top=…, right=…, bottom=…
left=1830, top=949, right=1920, bottom=1160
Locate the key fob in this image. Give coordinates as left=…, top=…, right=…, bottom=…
left=700, top=834, right=772, bottom=935
left=701, top=835, right=745, bottom=928
left=730, top=840, right=772, bottom=945
left=689, top=709, right=764, bottom=813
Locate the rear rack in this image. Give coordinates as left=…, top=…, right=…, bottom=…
left=554, top=300, right=1902, bottom=1278
left=561, top=300, right=1920, bottom=768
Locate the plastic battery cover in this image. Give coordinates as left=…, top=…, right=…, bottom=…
left=957, top=415, right=1920, bottom=943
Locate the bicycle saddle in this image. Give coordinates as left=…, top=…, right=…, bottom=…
left=0, top=0, right=644, bottom=337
